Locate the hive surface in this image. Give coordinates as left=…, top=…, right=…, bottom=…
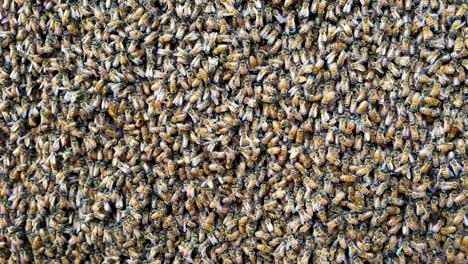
left=0, top=0, right=467, bottom=263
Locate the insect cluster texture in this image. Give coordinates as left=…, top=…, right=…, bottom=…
left=0, top=0, right=467, bottom=263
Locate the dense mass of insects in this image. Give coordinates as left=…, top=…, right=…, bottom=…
left=0, top=0, right=467, bottom=263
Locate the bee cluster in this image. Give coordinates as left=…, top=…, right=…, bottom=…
left=0, top=0, right=467, bottom=263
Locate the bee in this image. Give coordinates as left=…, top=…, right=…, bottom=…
left=452, top=93, right=464, bottom=108
left=326, top=149, right=341, bottom=166
left=226, top=231, right=240, bottom=242
left=326, top=217, right=342, bottom=233
left=256, top=244, right=271, bottom=253
left=452, top=37, right=464, bottom=54
left=422, top=26, right=433, bottom=41
left=170, top=113, right=186, bottom=123
left=440, top=226, right=457, bottom=235
left=322, top=91, right=336, bottom=105
left=356, top=165, right=372, bottom=176
left=285, top=13, right=296, bottom=34
left=396, top=56, right=411, bottom=67
left=437, top=143, right=454, bottom=153
left=451, top=208, right=466, bottom=225
left=340, top=174, right=356, bottom=182
left=430, top=83, right=442, bottom=98
left=299, top=1, right=310, bottom=18
left=144, top=31, right=159, bottom=45
left=368, top=109, right=381, bottom=123
left=439, top=64, right=455, bottom=75
left=449, top=157, right=463, bottom=176
left=410, top=93, right=422, bottom=110
left=356, top=101, right=368, bottom=115
left=439, top=181, right=459, bottom=191
left=419, top=144, right=435, bottom=160
left=339, top=135, right=353, bottom=148
left=329, top=63, right=339, bottom=79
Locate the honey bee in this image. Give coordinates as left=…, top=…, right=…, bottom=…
left=437, top=143, right=454, bottom=153
left=356, top=165, right=372, bottom=176
left=422, top=26, right=433, bottom=41
left=256, top=244, right=272, bottom=253
left=356, top=101, right=369, bottom=115
left=326, top=149, right=341, bottom=166
left=321, top=91, right=336, bottom=105
left=440, top=226, right=457, bottom=235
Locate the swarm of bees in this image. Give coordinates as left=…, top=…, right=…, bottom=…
left=0, top=0, right=467, bottom=262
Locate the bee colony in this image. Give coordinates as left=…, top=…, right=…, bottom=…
left=0, top=0, right=467, bottom=263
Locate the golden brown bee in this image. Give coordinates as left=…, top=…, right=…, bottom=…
left=356, top=165, right=372, bottom=176
left=368, top=109, right=381, bottom=123
left=325, top=217, right=341, bottom=233
left=411, top=92, right=422, bottom=110
left=321, top=91, right=336, bottom=105
left=356, top=101, right=369, bottom=115
left=437, top=143, right=454, bottom=153
left=256, top=244, right=272, bottom=253
left=326, top=149, right=341, bottom=166
left=337, top=135, right=352, bottom=148
left=430, top=83, right=442, bottom=97
left=440, top=226, right=457, bottom=235
left=422, top=26, right=433, bottom=40
left=423, top=96, right=440, bottom=106
left=340, top=174, right=356, bottom=182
